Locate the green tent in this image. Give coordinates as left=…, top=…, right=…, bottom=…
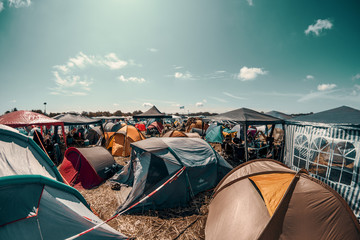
left=0, top=175, right=126, bottom=239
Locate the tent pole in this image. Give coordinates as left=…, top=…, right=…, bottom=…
left=269, top=124, right=275, bottom=159
left=280, top=123, right=286, bottom=162
left=61, top=124, right=67, bottom=147
left=244, top=123, right=248, bottom=162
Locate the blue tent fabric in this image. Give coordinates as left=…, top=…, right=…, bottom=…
left=206, top=126, right=224, bottom=143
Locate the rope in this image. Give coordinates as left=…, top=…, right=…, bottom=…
left=65, top=166, right=186, bottom=240
left=34, top=129, right=51, bottom=159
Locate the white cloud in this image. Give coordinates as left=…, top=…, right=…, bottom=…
left=223, top=92, right=246, bottom=100
left=8, top=0, right=31, bottom=8
left=10, top=99, right=16, bottom=103
left=216, top=70, right=226, bottom=73
left=51, top=71, right=93, bottom=96
left=305, top=19, right=333, bottom=36
left=54, top=65, right=69, bottom=73
left=174, top=71, right=193, bottom=80
left=0, top=2, right=4, bottom=12
left=210, top=97, right=228, bottom=103
left=317, top=83, right=336, bottom=91
left=238, top=66, right=267, bottom=81
left=196, top=102, right=204, bottom=107
left=147, top=48, right=159, bottom=52
left=118, top=75, right=145, bottom=83
left=143, top=102, right=153, bottom=108
left=352, top=73, right=360, bottom=80
left=174, top=66, right=183, bottom=69
left=246, top=0, right=253, bottom=6
left=113, top=103, right=120, bottom=106
left=60, top=52, right=128, bottom=71
left=306, top=75, right=314, bottom=80
left=103, top=53, right=127, bottom=69
left=203, top=99, right=207, bottom=103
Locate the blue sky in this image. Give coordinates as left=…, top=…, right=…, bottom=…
left=1, top=0, right=360, bottom=115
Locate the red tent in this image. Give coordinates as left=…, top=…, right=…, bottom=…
left=135, top=123, right=146, bottom=131
left=59, top=146, right=118, bottom=189
left=0, top=110, right=67, bottom=145
left=147, top=121, right=164, bottom=133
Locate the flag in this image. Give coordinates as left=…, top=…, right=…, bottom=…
left=180, top=106, right=185, bottom=109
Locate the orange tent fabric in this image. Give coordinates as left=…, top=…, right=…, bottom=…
left=249, top=173, right=294, bottom=216
left=206, top=159, right=360, bottom=240
left=106, top=125, right=146, bottom=157
left=162, top=130, right=188, bottom=137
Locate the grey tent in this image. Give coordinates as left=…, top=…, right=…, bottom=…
left=103, top=122, right=123, bottom=132
left=111, top=137, right=232, bottom=213
left=53, top=113, right=101, bottom=126
left=0, top=175, right=126, bottom=239
left=284, top=105, right=360, bottom=219
left=133, top=106, right=171, bottom=120
left=265, top=110, right=292, bottom=120
left=0, top=124, right=63, bottom=182
left=205, top=159, right=360, bottom=240
left=211, top=108, right=284, bottom=161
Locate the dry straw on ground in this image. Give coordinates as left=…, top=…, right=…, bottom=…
left=80, top=156, right=212, bottom=240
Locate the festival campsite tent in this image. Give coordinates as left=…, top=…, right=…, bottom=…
left=284, top=105, right=360, bottom=219
left=133, top=105, right=171, bottom=120
left=52, top=112, right=102, bottom=126
left=147, top=121, right=164, bottom=134
left=205, top=159, right=360, bottom=240
left=86, top=126, right=103, bottom=145
left=104, top=122, right=125, bottom=132
left=135, top=123, right=146, bottom=131
left=211, top=108, right=283, bottom=161
left=111, top=137, right=232, bottom=213
left=162, top=130, right=188, bottom=137
left=205, top=125, right=224, bottom=143
left=59, top=146, right=119, bottom=189
left=0, top=175, right=127, bottom=239
left=0, top=110, right=67, bottom=145
left=105, top=125, right=146, bottom=157
left=0, top=125, right=64, bottom=182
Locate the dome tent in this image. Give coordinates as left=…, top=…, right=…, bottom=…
left=105, top=125, right=146, bottom=157
left=0, top=175, right=126, bottom=240
left=205, top=159, right=360, bottom=240
left=162, top=130, right=188, bottom=137
left=0, top=124, right=63, bottom=182
left=111, top=137, right=232, bottom=213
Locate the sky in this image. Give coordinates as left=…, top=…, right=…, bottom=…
left=0, top=0, right=360, bottom=115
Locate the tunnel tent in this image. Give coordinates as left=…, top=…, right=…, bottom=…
left=284, top=105, right=360, bottom=219
left=0, top=124, right=64, bottom=182
left=111, top=137, right=232, bottom=213
left=205, top=125, right=224, bottom=143
left=59, top=146, right=119, bottom=189
left=0, top=175, right=127, bottom=240
left=205, top=159, right=360, bottom=240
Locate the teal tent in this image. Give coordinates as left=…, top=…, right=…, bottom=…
left=0, top=175, right=126, bottom=239
left=206, top=125, right=224, bottom=143
left=111, top=137, right=232, bottom=213
left=0, top=124, right=63, bottom=182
